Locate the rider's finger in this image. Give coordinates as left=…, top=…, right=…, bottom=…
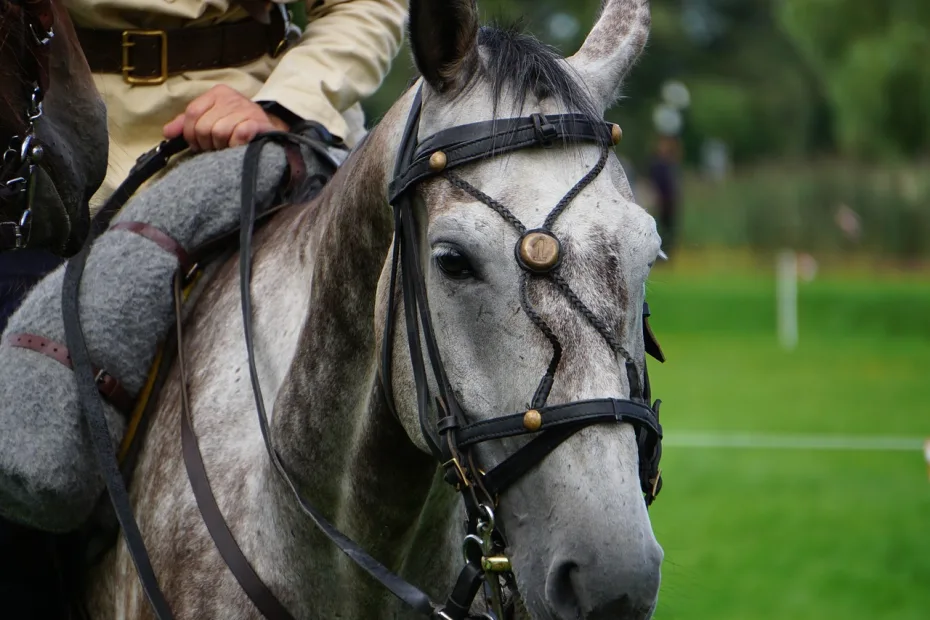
left=229, top=119, right=260, bottom=148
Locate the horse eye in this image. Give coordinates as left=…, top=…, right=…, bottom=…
left=434, top=247, right=474, bottom=279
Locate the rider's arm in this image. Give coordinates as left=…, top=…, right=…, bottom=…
left=253, top=0, right=408, bottom=143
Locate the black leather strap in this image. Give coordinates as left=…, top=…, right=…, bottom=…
left=388, top=114, right=611, bottom=202
left=481, top=425, right=579, bottom=497
left=234, top=132, right=441, bottom=618
left=93, top=137, right=189, bottom=234
left=455, top=397, right=661, bottom=448
left=643, top=301, right=666, bottom=363
left=441, top=562, right=485, bottom=620
left=176, top=274, right=298, bottom=620
left=60, top=139, right=189, bottom=620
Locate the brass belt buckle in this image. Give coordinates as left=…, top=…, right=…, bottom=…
left=121, top=29, right=168, bottom=85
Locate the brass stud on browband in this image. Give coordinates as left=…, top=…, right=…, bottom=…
left=523, top=409, right=542, bottom=431
left=429, top=151, right=447, bottom=172
left=610, top=124, right=623, bottom=145
left=516, top=230, right=561, bottom=273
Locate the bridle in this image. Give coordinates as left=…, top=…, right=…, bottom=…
left=0, top=0, right=54, bottom=250
left=57, top=80, right=666, bottom=620
left=378, top=84, right=665, bottom=618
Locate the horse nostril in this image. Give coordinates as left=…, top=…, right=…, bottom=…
left=545, top=555, right=658, bottom=620
left=546, top=560, right=582, bottom=619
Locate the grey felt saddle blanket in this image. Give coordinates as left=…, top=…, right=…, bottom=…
left=0, top=141, right=332, bottom=533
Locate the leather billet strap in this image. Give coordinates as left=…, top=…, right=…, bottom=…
left=2, top=332, right=134, bottom=414
left=230, top=132, right=457, bottom=619
left=226, top=124, right=499, bottom=620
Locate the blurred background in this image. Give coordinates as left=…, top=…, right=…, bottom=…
left=364, top=1, right=930, bottom=618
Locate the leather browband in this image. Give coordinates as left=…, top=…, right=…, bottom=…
left=3, top=333, right=134, bottom=415
left=388, top=113, right=612, bottom=203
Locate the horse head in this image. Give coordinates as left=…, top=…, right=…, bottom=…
left=379, top=1, right=664, bottom=618
left=0, top=0, right=107, bottom=253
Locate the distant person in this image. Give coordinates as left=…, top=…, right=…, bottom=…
left=648, top=135, right=682, bottom=253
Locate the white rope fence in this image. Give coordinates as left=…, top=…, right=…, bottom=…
left=665, top=432, right=926, bottom=452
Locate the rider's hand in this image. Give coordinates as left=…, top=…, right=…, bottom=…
left=163, top=85, right=290, bottom=152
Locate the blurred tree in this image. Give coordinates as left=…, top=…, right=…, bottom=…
left=777, top=0, right=930, bottom=159
left=361, top=0, right=929, bottom=165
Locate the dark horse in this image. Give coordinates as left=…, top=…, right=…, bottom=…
left=0, top=0, right=107, bottom=616
left=0, top=0, right=108, bottom=316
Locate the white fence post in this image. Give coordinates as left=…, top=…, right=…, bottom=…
left=776, top=249, right=798, bottom=351
left=924, top=439, right=930, bottom=481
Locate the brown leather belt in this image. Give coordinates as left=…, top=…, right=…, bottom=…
left=75, top=9, right=287, bottom=85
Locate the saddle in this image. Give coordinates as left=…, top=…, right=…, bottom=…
left=0, top=123, right=345, bottom=612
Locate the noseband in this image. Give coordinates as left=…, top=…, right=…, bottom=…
left=0, top=0, right=54, bottom=250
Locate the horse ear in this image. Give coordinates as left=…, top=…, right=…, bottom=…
left=408, top=0, right=480, bottom=93
left=567, top=0, right=651, bottom=112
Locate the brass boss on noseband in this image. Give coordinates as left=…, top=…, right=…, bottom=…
left=516, top=229, right=561, bottom=273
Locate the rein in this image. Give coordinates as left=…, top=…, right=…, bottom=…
left=0, top=0, right=54, bottom=251
left=58, top=83, right=666, bottom=620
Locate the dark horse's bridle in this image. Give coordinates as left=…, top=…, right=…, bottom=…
left=60, top=81, right=666, bottom=620
left=0, top=0, right=54, bottom=250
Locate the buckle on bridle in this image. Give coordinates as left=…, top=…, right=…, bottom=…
left=442, top=456, right=471, bottom=488
left=530, top=113, right=557, bottom=148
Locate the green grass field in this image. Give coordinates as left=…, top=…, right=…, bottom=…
left=642, top=251, right=930, bottom=620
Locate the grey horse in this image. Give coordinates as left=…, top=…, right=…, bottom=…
left=81, top=0, right=665, bottom=618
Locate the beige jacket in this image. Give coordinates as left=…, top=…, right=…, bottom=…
left=67, top=0, right=407, bottom=208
